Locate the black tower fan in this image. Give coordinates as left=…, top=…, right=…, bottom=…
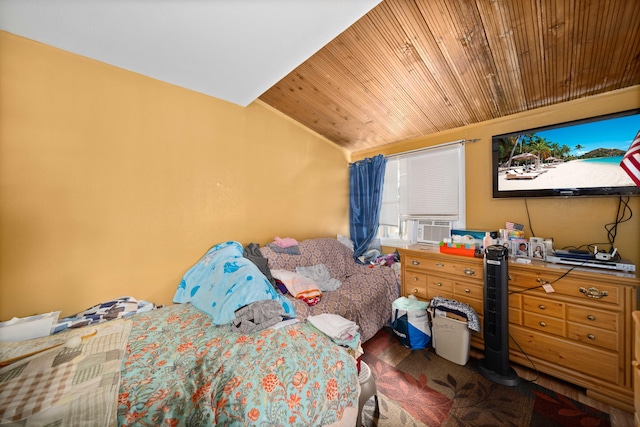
left=478, top=245, right=520, bottom=386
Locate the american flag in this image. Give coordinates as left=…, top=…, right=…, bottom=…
left=621, top=130, right=640, bottom=188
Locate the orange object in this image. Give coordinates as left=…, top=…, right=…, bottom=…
left=439, top=243, right=476, bottom=257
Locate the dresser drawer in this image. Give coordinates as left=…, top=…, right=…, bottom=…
left=508, top=293, right=522, bottom=324
left=428, top=275, right=453, bottom=294
left=557, top=280, right=621, bottom=306
left=509, top=293, right=522, bottom=309
left=405, top=255, right=481, bottom=280
left=567, top=322, right=618, bottom=351
left=509, top=307, right=522, bottom=325
left=523, top=296, right=564, bottom=318
left=523, top=312, right=564, bottom=337
left=566, top=305, right=618, bottom=332
left=508, top=270, right=621, bottom=306
left=510, top=325, right=620, bottom=383
left=404, top=271, right=428, bottom=299
left=454, top=281, right=483, bottom=301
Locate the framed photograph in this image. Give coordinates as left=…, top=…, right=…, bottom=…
left=529, top=241, right=546, bottom=260
left=496, top=238, right=513, bottom=257
left=512, top=239, right=529, bottom=258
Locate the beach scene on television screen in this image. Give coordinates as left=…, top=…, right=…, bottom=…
left=497, top=113, right=640, bottom=191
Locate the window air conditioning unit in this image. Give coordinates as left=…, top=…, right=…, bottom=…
left=417, top=220, right=452, bottom=244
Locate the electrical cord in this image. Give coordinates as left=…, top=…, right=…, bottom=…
left=527, top=196, right=632, bottom=261
left=509, top=333, right=539, bottom=382
left=507, top=261, right=583, bottom=295
left=566, top=196, right=632, bottom=254
left=524, top=198, right=536, bottom=238
left=604, top=196, right=632, bottom=256
left=507, top=284, right=545, bottom=295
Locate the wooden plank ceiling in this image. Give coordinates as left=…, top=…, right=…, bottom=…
left=259, top=0, right=640, bottom=153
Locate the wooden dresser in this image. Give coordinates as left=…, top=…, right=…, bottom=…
left=398, top=244, right=640, bottom=412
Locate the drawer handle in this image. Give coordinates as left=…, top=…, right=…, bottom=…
left=412, top=260, right=421, bottom=266
left=588, top=334, right=596, bottom=340
left=538, top=304, right=546, bottom=310
left=536, top=277, right=549, bottom=285
left=413, top=277, right=419, bottom=281
left=539, top=321, right=546, bottom=327
left=465, top=288, right=471, bottom=293
left=412, top=288, right=418, bottom=294
left=435, top=262, right=444, bottom=267
left=587, top=314, right=596, bottom=321
left=463, top=268, right=475, bottom=276
left=579, top=287, right=609, bottom=299
left=436, top=282, right=443, bottom=287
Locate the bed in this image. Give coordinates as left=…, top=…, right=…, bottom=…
left=0, top=240, right=360, bottom=426
left=0, top=304, right=359, bottom=426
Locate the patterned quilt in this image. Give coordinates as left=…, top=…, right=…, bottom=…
left=0, top=319, right=131, bottom=427
left=117, top=304, right=359, bottom=426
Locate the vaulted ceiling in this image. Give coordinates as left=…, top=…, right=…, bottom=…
left=259, top=0, right=640, bottom=153
left=2, top=1, right=639, bottom=154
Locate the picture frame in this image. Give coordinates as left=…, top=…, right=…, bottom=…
left=512, top=239, right=529, bottom=258
left=496, top=238, right=513, bottom=257
left=529, top=240, right=546, bottom=261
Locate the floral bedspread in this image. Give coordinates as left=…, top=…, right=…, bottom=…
left=117, top=304, right=359, bottom=426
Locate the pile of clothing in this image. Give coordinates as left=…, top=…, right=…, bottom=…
left=271, top=269, right=322, bottom=306
left=231, top=299, right=297, bottom=333
left=307, top=313, right=362, bottom=360
left=266, top=236, right=301, bottom=255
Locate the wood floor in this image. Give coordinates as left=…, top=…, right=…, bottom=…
left=469, top=349, right=635, bottom=426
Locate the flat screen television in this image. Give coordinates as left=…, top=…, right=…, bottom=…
left=492, top=109, right=640, bottom=198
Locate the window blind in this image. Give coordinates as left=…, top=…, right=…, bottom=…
left=406, top=146, right=461, bottom=216
left=381, top=143, right=464, bottom=221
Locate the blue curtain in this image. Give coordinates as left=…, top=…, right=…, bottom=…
left=349, top=154, right=387, bottom=262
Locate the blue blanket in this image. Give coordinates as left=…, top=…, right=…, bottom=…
left=174, top=241, right=295, bottom=325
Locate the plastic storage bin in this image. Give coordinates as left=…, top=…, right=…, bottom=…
left=438, top=242, right=477, bottom=257
left=431, top=313, right=471, bottom=365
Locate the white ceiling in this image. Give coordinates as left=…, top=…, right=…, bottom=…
left=0, top=0, right=381, bottom=106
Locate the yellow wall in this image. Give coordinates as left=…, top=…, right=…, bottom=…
left=2, top=30, right=639, bottom=321
left=0, top=32, right=350, bottom=320
left=355, top=86, right=640, bottom=270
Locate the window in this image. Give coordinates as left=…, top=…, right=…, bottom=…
left=378, top=142, right=466, bottom=245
